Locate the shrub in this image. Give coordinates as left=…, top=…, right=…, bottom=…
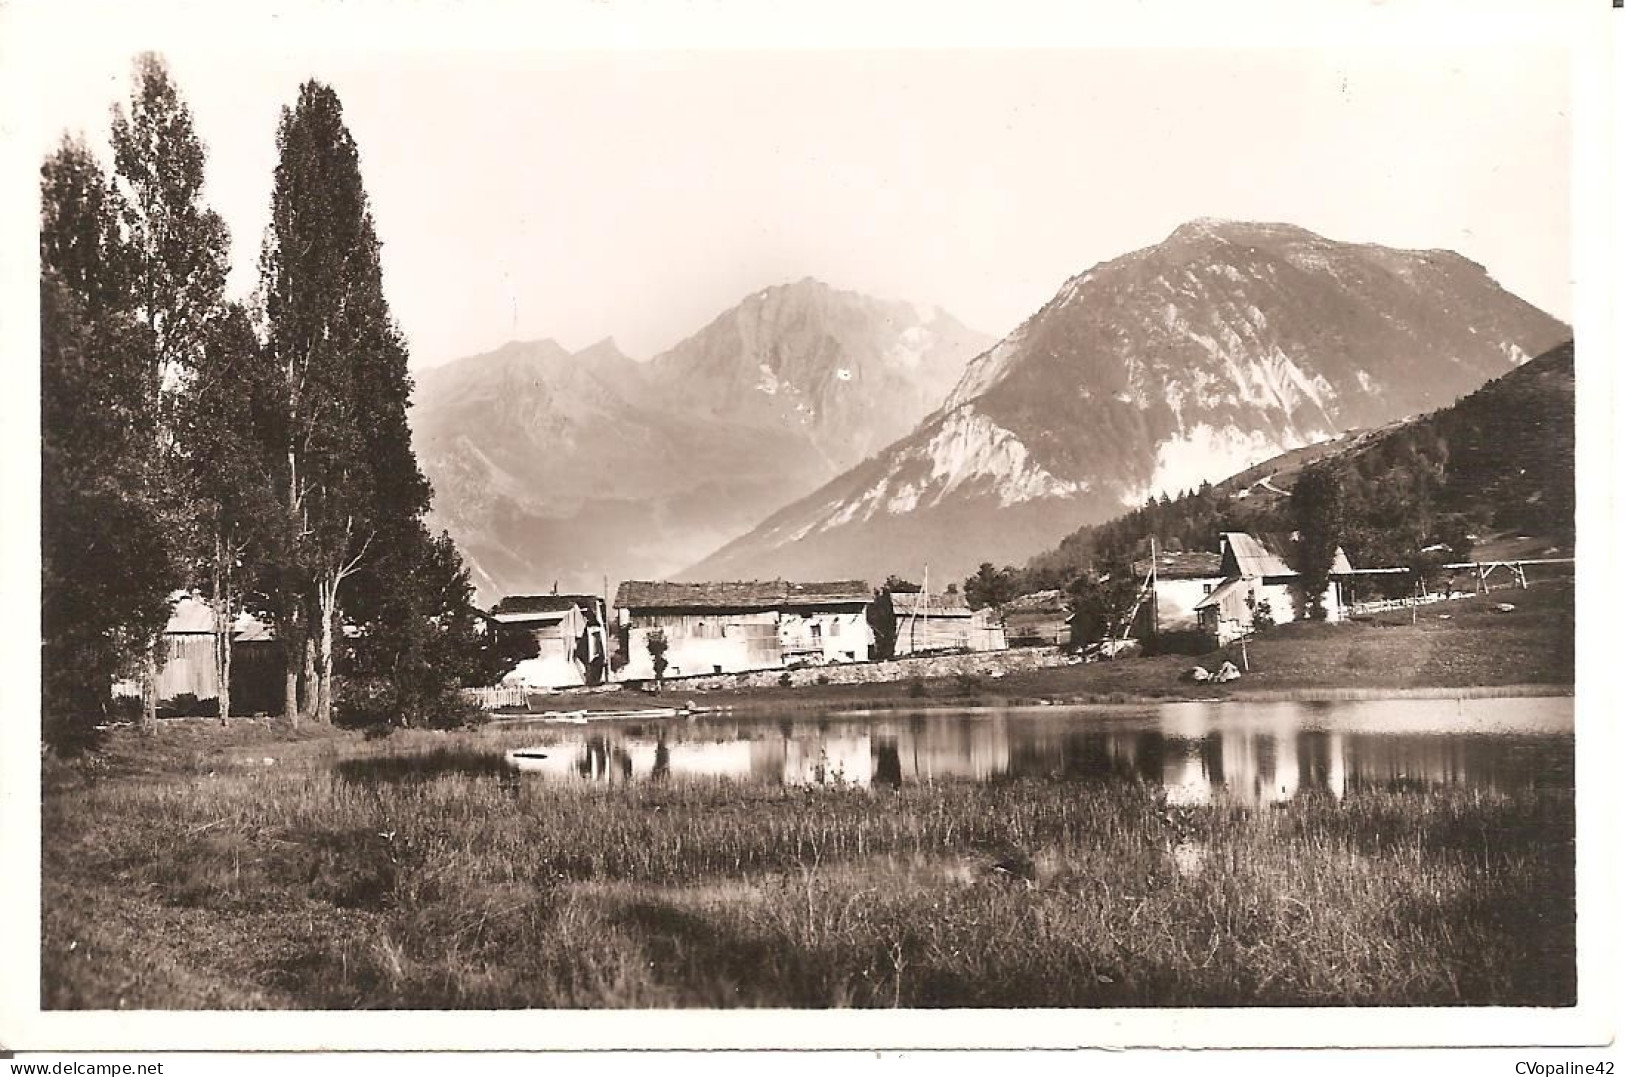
left=815, top=674, right=831, bottom=686
left=1251, top=598, right=1276, bottom=633
left=777, top=671, right=794, bottom=688
left=335, top=678, right=487, bottom=731
left=157, top=692, right=219, bottom=719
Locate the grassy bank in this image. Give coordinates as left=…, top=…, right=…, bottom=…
left=523, top=579, right=1574, bottom=714
left=42, top=720, right=1575, bottom=1009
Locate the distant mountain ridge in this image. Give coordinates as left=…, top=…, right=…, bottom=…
left=684, top=219, right=1571, bottom=586
left=410, top=280, right=993, bottom=603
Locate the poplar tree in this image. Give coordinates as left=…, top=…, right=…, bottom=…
left=40, top=139, right=171, bottom=748
left=260, top=79, right=429, bottom=724
left=108, top=53, right=231, bottom=730
left=41, top=138, right=174, bottom=750
left=174, top=303, right=280, bottom=723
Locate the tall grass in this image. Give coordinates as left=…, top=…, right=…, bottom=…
left=42, top=724, right=1575, bottom=1010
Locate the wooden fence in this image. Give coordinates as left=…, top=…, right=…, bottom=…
left=462, top=685, right=529, bottom=711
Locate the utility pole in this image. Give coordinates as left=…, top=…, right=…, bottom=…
left=922, top=562, right=930, bottom=654
left=1150, top=536, right=1160, bottom=639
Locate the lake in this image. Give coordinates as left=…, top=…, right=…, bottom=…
left=479, top=696, right=1573, bottom=803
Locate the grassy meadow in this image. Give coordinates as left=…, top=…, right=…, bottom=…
left=42, top=718, right=1575, bottom=1009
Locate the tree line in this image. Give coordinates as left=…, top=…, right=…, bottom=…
left=41, top=55, right=521, bottom=750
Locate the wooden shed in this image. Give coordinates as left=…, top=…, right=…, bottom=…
left=888, top=591, right=1007, bottom=655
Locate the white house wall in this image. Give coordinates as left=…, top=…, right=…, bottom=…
left=1154, top=577, right=1226, bottom=631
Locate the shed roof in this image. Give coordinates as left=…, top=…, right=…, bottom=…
left=616, top=580, right=870, bottom=611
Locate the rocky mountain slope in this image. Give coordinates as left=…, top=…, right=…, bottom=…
left=684, top=219, right=1571, bottom=585
left=411, top=281, right=992, bottom=603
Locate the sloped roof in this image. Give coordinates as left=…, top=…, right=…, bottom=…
left=164, top=594, right=275, bottom=639
left=888, top=590, right=974, bottom=617
left=1193, top=577, right=1250, bottom=611
left=164, top=594, right=215, bottom=634
left=785, top=580, right=871, bottom=604
left=1221, top=532, right=1294, bottom=577
left=493, top=594, right=599, bottom=615
left=1132, top=551, right=1225, bottom=580
left=1219, top=532, right=1355, bottom=578
left=616, top=580, right=869, bottom=611
left=1001, top=589, right=1068, bottom=614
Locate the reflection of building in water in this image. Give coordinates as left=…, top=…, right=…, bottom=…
left=504, top=706, right=1568, bottom=797
left=508, top=734, right=758, bottom=783
left=879, top=718, right=1012, bottom=783
left=1339, top=735, right=1477, bottom=791
left=1161, top=737, right=1217, bottom=805
left=780, top=734, right=872, bottom=787
left=1296, top=731, right=1347, bottom=801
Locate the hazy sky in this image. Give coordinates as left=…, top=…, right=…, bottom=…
left=30, top=44, right=1571, bottom=368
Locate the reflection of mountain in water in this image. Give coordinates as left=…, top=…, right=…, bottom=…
left=504, top=698, right=1572, bottom=800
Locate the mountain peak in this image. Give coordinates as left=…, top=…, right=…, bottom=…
left=1165, top=217, right=1319, bottom=247
left=488, top=337, right=571, bottom=361
left=575, top=336, right=632, bottom=363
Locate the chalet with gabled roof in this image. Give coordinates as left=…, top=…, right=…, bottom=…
left=1194, top=532, right=1355, bottom=643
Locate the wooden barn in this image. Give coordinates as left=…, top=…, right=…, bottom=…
left=999, top=589, right=1071, bottom=648
left=614, top=580, right=871, bottom=679
left=489, top=594, right=611, bottom=689
left=888, top=591, right=1007, bottom=655
left=116, top=593, right=286, bottom=715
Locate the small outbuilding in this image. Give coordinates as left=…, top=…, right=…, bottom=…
left=490, top=594, right=611, bottom=689
left=888, top=591, right=1007, bottom=655
left=998, top=589, right=1071, bottom=648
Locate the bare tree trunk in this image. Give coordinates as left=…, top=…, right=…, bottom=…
left=316, top=576, right=338, bottom=724
left=213, top=531, right=231, bottom=726
left=283, top=657, right=300, bottom=727
left=282, top=593, right=303, bottom=726
left=140, top=645, right=159, bottom=734
left=301, top=635, right=318, bottom=721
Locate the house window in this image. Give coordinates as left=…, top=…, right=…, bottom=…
left=811, top=623, right=822, bottom=640
left=1202, top=583, right=1213, bottom=595
left=830, top=619, right=840, bottom=637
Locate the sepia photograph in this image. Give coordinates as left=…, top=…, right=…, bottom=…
left=1, top=0, right=1617, bottom=1061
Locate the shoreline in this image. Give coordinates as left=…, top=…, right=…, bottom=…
left=500, top=681, right=1572, bottom=722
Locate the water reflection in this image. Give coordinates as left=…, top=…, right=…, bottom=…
left=498, top=697, right=1571, bottom=801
